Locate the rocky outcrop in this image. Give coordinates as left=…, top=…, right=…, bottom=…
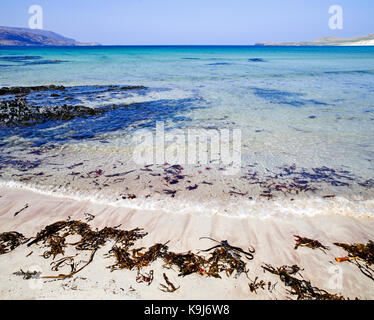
left=0, top=85, right=66, bottom=96
left=0, top=99, right=108, bottom=126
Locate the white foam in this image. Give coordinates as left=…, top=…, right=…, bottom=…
left=1, top=180, right=373, bottom=220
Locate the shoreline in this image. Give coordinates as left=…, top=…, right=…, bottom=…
left=1, top=186, right=373, bottom=299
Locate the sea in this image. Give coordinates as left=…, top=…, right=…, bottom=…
left=1, top=46, right=374, bottom=218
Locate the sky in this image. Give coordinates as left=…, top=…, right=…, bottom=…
left=1, top=0, right=374, bottom=45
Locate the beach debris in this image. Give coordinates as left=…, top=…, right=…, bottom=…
left=205, top=247, right=248, bottom=278
left=358, top=179, right=374, bottom=189
left=248, top=276, right=266, bottom=294
left=13, top=269, right=41, bottom=280
left=262, top=263, right=345, bottom=300
left=335, top=256, right=359, bottom=263
left=121, top=193, right=137, bottom=200
left=186, top=184, right=198, bottom=191
left=334, top=241, right=374, bottom=265
left=13, top=203, right=29, bottom=217
left=50, top=255, right=78, bottom=273
left=104, top=170, right=136, bottom=178
left=108, top=235, right=254, bottom=279
left=23, top=219, right=147, bottom=279
left=0, top=231, right=28, bottom=254
left=42, top=248, right=97, bottom=280
left=3, top=218, right=361, bottom=297
left=294, top=235, right=329, bottom=253
left=136, top=269, right=154, bottom=286
left=162, top=250, right=207, bottom=277
left=159, top=273, right=180, bottom=293
left=334, top=241, right=374, bottom=281
left=27, top=220, right=147, bottom=252
left=197, top=237, right=254, bottom=278
left=108, top=242, right=168, bottom=271
left=238, top=164, right=358, bottom=199
left=84, top=213, right=95, bottom=222
left=198, top=237, right=255, bottom=260
left=163, top=189, right=177, bottom=197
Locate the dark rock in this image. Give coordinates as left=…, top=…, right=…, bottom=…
left=119, top=86, right=147, bottom=90
left=0, top=85, right=65, bottom=96
left=0, top=98, right=108, bottom=126
left=248, top=58, right=266, bottom=62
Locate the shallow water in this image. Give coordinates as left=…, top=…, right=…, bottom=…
left=0, top=46, right=374, bottom=216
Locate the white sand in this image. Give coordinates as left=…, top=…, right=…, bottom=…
left=0, top=186, right=373, bottom=300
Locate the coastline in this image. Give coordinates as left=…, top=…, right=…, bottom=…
left=1, top=185, right=374, bottom=300
left=1, top=47, right=374, bottom=300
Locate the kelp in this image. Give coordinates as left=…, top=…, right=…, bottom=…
left=205, top=247, right=247, bottom=278
left=28, top=220, right=147, bottom=255
left=24, top=220, right=147, bottom=279
left=43, top=249, right=97, bottom=280
left=334, top=240, right=374, bottom=281
left=198, top=237, right=255, bottom=261
left=136, top=269, right=154, bottom=286
left=108, top=242, right=167, bottom=271
left=159, top=273, right=180, bottom=293
left=13, top=269, right=41, bottom=280
left=3, top=218, right=362, bottom=298
left=163, top=250, right=206, bottom=277
left=262, top=264, right=345, bottom=300
left=13, top=204, right=29, bottom=217
left=248, top=277, right=266, bottom=294
left=0, top=231, right=28, bottom=254
left=294, top=235, right=329, bottom=253
left=108, top=237, right=253, bottom=280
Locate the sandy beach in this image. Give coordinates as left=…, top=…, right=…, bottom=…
left=1, top=45, right=374, bottom=301
left=1, top=185, right=373, bottom=300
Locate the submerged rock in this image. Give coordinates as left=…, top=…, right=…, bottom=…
left=0, top=85, right=65, bottom=96
left=0, top=98, right=108, bottom=126
left=248, top=58, right=266, bottom=62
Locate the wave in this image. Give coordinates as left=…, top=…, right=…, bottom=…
left=1, top=179, right=373, bottom=220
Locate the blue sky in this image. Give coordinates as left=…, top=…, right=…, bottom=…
left=1, top=0, right=374, bottom=45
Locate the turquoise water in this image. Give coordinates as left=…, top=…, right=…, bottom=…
left=1, top=46, right=374, bottom=207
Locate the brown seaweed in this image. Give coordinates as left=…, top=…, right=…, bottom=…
left=13, top=269, right=41, bottom=280
left=262, top=264, right=345, bottom=300
left=294, top=235, right=329, bottom=253
left=136, top=269, right=154, bottom=286
left=14, top=204, right=29, bottom=217
left=23, top=220, right=147, bottom=279
left=205, top=247, right=247, bottom=278
left=0, top=231, right=28, bottom=254
left=159, top=273, right=180, bottom=293
left=42, top=249, right=97, bottom=279
left=248, top=276, right=266, bottom=294
left=334, top=241, right=374, bottom=281
left=162, top=250, right=206, bottom=277
left=198, top=237, right=255, bottom=260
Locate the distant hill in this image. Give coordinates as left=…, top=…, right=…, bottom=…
left=0, top=26, right=100, bottom=46
left=255, top=33, right=374, bottom=46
